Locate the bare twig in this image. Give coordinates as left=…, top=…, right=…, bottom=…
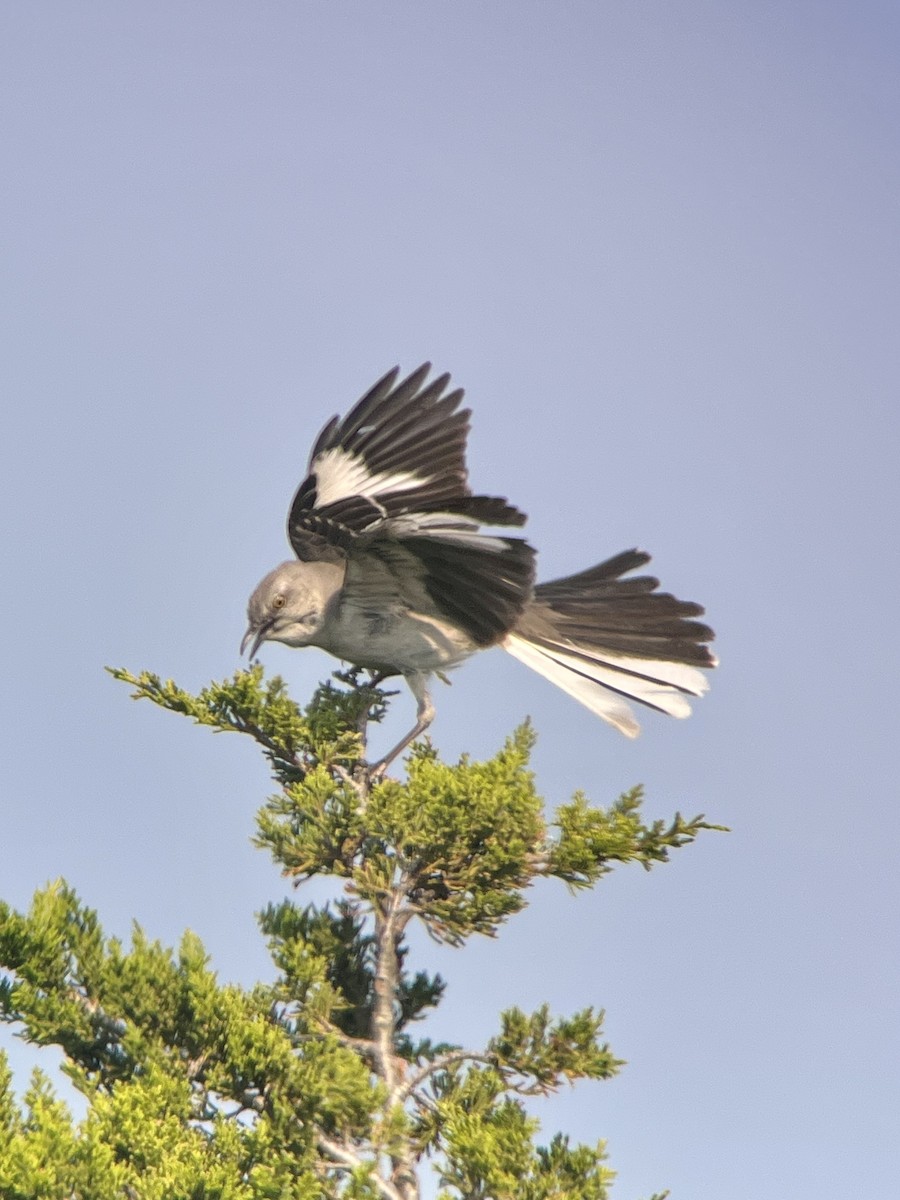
left=398, top=1047, right=494, bottom=1101
left=333, top=761, right=369, bottom=803
left=317, top=1134, right=405, bottom=1200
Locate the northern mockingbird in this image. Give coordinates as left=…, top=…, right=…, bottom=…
left=242, top=364, right=716, bottom=771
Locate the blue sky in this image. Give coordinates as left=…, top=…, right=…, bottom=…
left=2, top=3, right=898, bottom=1196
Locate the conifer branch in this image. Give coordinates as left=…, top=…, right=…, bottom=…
left=370, top=883, right=420, bottom=1198
left=0, top=664, right=727, bottom=1198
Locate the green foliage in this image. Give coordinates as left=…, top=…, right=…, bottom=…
left=0, top=667, right=721, bottom=1198
left=548, top=789, right=726, bottom=888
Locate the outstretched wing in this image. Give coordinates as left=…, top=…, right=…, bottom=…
left=286, top=363, right=536, bottom=646
left=287, top=363, right=524, bottom=552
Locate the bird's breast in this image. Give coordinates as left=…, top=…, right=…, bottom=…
left=314, top=601, right=477, bottom=674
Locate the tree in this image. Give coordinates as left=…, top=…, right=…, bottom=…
left=0, top=667, right=719, bottom=1198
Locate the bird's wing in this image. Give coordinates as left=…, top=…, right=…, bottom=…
left=287, top=363, right=535, bottom=645
left=287, top=363, right=524, bottom=550
left=343, top=527, right=537, bottom=648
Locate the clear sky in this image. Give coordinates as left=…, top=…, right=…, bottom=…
left=2, top=3, right=898, bottom=1197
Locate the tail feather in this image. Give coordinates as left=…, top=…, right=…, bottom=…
left=505, top=550, right=716, bottom=736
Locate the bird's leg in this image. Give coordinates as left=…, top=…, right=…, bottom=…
left=368, top=672, right=435, bottom=779
left=356, top=669, right=399, bottom=751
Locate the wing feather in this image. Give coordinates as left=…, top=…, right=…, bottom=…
left=285, top=364, right=535, bottom=643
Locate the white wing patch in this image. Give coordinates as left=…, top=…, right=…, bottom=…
left=385, top=511, right=512, bottom=552
left=313, top=446, right=434, bottom=507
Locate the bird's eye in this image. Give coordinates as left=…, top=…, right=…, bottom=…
left=272, top=594, right=286, bottom=610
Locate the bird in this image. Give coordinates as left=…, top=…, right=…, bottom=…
left=242, top=364, right=716, bottom=772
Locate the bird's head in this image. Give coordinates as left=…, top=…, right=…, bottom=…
left=241, top=560, right=344, bottom=660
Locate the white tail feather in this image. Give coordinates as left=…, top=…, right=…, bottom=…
left=502, top=633, right=710, bottom=737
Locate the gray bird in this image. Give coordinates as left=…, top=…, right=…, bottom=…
left=242, top=364, right=716, bottom=772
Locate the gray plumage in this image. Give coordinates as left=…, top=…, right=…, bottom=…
left=242, top=364, right=716, bottom=771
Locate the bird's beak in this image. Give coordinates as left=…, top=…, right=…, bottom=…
left=241, top=623, right=268, bottom=661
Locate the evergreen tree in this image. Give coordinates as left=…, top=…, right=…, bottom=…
left=0, top=667, right=720, bottom=1198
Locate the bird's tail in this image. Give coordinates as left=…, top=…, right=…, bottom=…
left=502, top=549, right=716, bottom=737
